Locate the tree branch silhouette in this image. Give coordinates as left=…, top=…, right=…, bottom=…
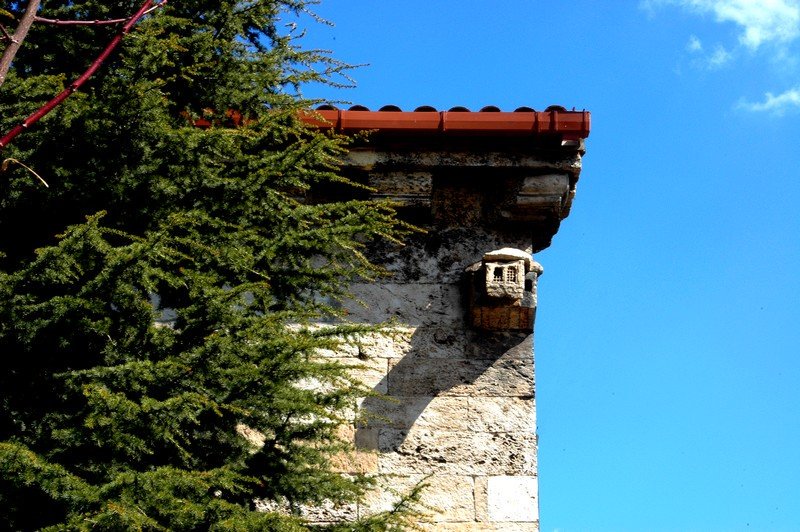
left=0, top=0, right=41, bottom=88
left=33, top=5, right=163, bottom=27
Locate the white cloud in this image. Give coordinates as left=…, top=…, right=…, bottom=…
left=686, top=39, right=734, bottom=68
left=647, top=0, right=800, bottom=49
left=687, top=34, right=704, bottom=51
left=645, top=0, right=800, bottom=112
left=707, top=43, right=734, bottom=66
left=738, top=86, right=800, bottom=113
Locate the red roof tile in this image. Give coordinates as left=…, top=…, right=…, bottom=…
left=301, top=105, right=591, bottom=140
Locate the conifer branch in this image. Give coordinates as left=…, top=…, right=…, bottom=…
left=0, top=0, right=41, bottom=88
left=0, top=0, right=164, bottom=149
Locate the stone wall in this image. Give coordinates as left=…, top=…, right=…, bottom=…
left=308, top=134, right=585, bottom=530
left=332, top=227, right=540, bottom=530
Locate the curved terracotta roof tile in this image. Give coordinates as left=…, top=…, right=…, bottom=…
left=303, top=104, right=591, bottom=139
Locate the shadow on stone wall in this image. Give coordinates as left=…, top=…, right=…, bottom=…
left=355, top=329, right=534, bottom=452
left=343, top=226, right=537, bottom=465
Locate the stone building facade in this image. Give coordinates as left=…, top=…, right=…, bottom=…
left=305, top=106, right=590, bottom=530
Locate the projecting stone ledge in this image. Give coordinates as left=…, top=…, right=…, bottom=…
left=337, top=138, right=586, bottom=252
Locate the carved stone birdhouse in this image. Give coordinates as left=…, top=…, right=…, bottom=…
left=465, top=248, right=543, bottom=331
left=483, top=248, right=532, bottom=301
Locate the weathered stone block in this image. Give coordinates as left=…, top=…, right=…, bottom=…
left=343, top=283, right=462, bottom=326
left=353, top=326, right=472, bottom=361
left=377, top=429, right=537, bottom=475
left=335, top=357, right=389, bottom=394
left=486, top=476, right=539, bottom=522
left=313, top=343, right=360, bottom=358
left=475, top=475, right=489, bottom=522
left=422, top=522, right=539, bottom=531
left=518, top=174, right=570, bottom=196
left=432, top=179, right=486, bottom=227
left=406, top=326, right=470, bottom=359
left=359, top=396, right=474, bottom=431
left=329, top=450, right=378, bottom=474
left=358, top=395, right=534, bottom=433
left=353, top=427, right=379, bottom=450
left=344, top=149, right=581, bottom=177
left=298, top=499, right=358, bottom=523
left=255, top=498, right=358, bottom=524
left=360, top=475, right=475, bottom=522
left=469, top=396, right=536, bottom=433
left=386, top=357, right=533, bottom=397
left=352, top=328, right=413, bottom=359
left=467, top=332, right=533, bottom=360
left=330, top=425, right=379, bottom=474
left=369, top=171, right=433, bottom=207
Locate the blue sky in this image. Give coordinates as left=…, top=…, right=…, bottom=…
left=294, top=2, right=800, bottom=530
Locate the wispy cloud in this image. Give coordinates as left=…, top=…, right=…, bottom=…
left=645, top=0, right=800, bottom=112
left=707, top=44, right=733, bottom=67
left=645, top=0, right=800, bottom=49
left=685, top=35, right=734, bottom=68
left=686, top=34, right=704, bottom=51
left=703, top=0, right=799, bottom=49
left=738, top=87, right=800, bottom=113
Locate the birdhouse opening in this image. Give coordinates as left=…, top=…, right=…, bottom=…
left=493, top=267, right=503, bottom=282
left=506, top=266, right=518, bottom=282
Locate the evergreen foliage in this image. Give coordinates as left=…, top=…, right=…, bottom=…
left=0, top=1, right=417, bottom=529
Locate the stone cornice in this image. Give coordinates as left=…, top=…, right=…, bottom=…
left=338, top=138, right=586, bottom=252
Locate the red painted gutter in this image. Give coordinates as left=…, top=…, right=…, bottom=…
left=300, top=105, right=591, bottom=140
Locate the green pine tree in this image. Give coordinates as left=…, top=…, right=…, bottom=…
left=0, top=1, right=419, bottom=529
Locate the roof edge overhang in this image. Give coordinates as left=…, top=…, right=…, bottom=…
left=300, top=106, right=591, bottom=141
left=302, top=105, right=590, bottom=252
